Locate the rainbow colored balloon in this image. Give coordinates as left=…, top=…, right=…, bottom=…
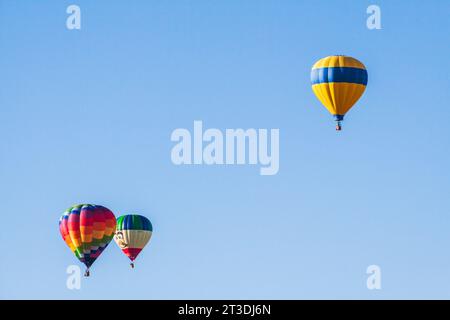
left=59, top=204, right=116, bottom=276
left=114, top=214, right=153, bottom=268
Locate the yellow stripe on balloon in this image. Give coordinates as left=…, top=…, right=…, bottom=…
left=312, top=55, right=366, bottom=70
left=312, top=83, right=366, bottom=115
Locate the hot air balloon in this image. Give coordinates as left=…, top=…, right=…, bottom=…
left=114, top=214, right=153, bottom=268
left=311, top=55, right=368, bottom=130
left=59, top=204, right=116, bottom=276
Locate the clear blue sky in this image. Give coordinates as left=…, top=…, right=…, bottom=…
left=1, top=0, right=449, bottom=299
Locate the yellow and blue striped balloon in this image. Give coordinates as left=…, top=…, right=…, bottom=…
left=311, top=55, right=368, bottom=130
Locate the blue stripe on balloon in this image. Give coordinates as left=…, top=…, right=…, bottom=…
left=140, top=216, right=146, bottom=230
left=311, top=67, right=368, bottom=85
left=124, top=215, right=131, bottom=230
left=120, top=214, right=153, bottom=231
left=142, top=216, right=152, bottom=231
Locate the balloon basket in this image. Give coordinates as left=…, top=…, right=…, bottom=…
left=84, top=269, right=90, bottom=277
left=130, top=262, right=135, bottom=269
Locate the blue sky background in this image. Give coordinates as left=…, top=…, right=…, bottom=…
left=1, top=0, right=449, bottom=299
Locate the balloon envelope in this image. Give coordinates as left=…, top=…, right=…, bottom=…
left=311, top=55, right=368, bottom=129
left=59, top=204, right=116, bottom=272
left=114, top=214, right=153, bottom=263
